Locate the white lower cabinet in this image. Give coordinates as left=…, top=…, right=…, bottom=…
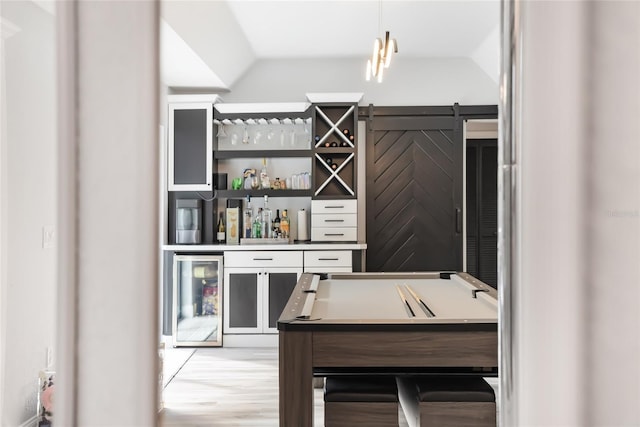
left=224, top=251, right=302, bottom=334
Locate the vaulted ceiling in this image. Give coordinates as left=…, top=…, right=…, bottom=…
left=160, top=0, right=500, bottom=90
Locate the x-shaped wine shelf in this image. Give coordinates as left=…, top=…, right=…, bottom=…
left=314, top=153, right=355, bottom=197
left=314, top=105, right=355, bottom=148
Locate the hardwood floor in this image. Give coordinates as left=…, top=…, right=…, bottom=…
left=160, top=346, right=497, bottom=426
left=160, top=347, right=327, bottom=426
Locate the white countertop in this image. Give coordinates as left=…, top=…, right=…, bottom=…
left=162, top=242, right=367, bottom=251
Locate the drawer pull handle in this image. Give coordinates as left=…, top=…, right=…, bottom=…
left=318, top=258, right=339, bottom=261
left=253, top=257, right=274, bottom=261
left=325, top=233, right=344, bottom=236
left=325, top=205, right=345, bottom=209
left=324, top=219, right=344, bottom=222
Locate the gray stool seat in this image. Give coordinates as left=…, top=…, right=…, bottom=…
left=397, top=376, right=496, bottom=427
left=324, top=376, right=399, bottom=427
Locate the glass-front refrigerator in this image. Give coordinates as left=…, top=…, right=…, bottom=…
left=172, top=255, right=223, bottom=346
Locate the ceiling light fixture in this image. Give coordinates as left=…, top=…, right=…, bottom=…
left=366, top=1, right=398, bottom=83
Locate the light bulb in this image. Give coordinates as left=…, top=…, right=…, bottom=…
left=366, top=59, right=372, bottom=81
left=384, top=39, right=395, bottom=68
left=372, top=38, right=382, bottom=76
left=377, top=61, right=384, bottom=83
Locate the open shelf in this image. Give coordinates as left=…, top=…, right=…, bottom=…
left=217, top=189, right=313, bottom=198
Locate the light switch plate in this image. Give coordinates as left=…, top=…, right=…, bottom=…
left=42, top=226, right=54, bottom=249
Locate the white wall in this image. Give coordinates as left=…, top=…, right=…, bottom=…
left=223, top=57, right=498, bottom=106
left=55, top=1, right=160, bottom=424
left=514, top=1, right=640, bottom=425
left=0, top=1, right=56, bottom=425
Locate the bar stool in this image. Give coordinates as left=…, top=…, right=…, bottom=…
left=396, top=375, right=496, bottom=427
left=324, top=376, right=399, bottom=427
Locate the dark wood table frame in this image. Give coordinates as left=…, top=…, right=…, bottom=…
left=277, top=273, right=498, bottom=427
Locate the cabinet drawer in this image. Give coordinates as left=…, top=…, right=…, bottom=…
left=312, top=213, right=357, bottom=228
left=304, top=251, right=352, bottom=268
left=224, top=251, right=302, bottom=268
left=311, top=227, right=357, bottom=242
left=312, top=199, right=357, bottom=214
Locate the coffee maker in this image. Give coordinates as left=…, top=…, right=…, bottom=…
left=175, top=199, right=202, bottom=244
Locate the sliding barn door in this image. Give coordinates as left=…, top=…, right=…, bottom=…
left=364, top=107, right=464, bottom=272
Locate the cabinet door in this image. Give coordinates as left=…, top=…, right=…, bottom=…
left=168, top=102, right=213, bottom=191
left=224, top=269, right=262, bottom=334
left=263, top=268, right=302, bottom=333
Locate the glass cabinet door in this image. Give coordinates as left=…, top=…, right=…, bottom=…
left=173, top=255, right=223, bottom=346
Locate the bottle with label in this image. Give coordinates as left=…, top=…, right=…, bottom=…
left=274, top=209, right=281, bottom=237
left=280, top=209, right=290, bottom=239
left=262, top=195, right=273, bottom=239
left=244, top=195, right=252, bottom=239
left=260, top=158, right=270, bottom=190
left=216, top=212, right=225, bottom=243
left=252, top=208, right=263, bottom=238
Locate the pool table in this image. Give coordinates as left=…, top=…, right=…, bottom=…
left=277, top=272, right=498, bottom=427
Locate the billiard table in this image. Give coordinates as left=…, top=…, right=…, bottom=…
left=277, top=272, right=498, bottom=427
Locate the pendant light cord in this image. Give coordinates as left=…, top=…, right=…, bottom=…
left=378, top=0, right=382, bottom=37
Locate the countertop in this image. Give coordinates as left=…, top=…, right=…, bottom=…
left=162, top=242, right=367, bottom=251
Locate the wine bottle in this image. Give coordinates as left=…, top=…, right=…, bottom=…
left=252, top=208, right=263, bottom=238
left=331, top=162, right=338, bottom=170
left=216, top=212, right=226, bottom=243
left=330, top=141, right=338, bottom=147
left=281, top=209, right=290, bottom=239
left=243, top=196, right=252, bottom=239
left=262, top=195, right=272, bottom=239
left=274, top=209, right=281, bottom=236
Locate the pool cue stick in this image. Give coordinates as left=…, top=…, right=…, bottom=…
left=404, top=284, right=436, bottom=318
left=396, top=285, right=415, bottom=318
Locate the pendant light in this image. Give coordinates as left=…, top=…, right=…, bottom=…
left=366, top=0, right=398, bottom=83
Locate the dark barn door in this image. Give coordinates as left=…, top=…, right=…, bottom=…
left=466, top=139, right=498, bottom=287
left=364, top=106, right=464, bottom=272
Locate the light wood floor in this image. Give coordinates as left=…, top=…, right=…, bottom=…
left=160, top=347, right=411, bottom=427
left=160, top=346, right=498, bottom=427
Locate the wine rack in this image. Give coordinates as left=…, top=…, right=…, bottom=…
left=312, top=103, right=358, bottom=199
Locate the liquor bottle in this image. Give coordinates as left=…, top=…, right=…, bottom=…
left=280, top=209, right=290, bottom=239
left=252, top=208, right=263, bottom=238
left=260, top=158, right=270, bottom=190
left=274, top=209, right=281, bottom=236
left=262, top=195, right=273, bottom=239
left=244, top=195, right=252, bottom=239
left=216, top=212, right=226, bottom=243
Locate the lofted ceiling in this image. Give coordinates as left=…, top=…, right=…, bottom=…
left=161, top=0, right=500, bottom=90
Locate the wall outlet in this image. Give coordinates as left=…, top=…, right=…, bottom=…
left=42, top=226, right=54, bottom=249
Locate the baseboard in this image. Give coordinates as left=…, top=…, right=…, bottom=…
left=18, top=415, right=39, bottom=427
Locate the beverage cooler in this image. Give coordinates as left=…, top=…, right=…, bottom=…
left=172, top=255, right=223, bottom=347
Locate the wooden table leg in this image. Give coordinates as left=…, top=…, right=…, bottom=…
left=279, top=330, right=313, bottom=427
